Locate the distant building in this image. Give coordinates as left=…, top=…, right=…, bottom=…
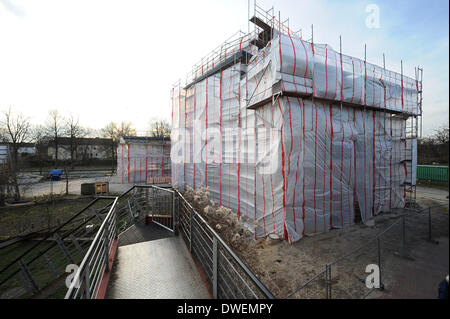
left=0, top=143, right=36, bottom=164
left=117, top=136, right=170, bottom=184
left=45, top=137, right=113, bottom=161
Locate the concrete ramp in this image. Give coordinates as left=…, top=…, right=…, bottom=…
left=106, top=236, right=210, bottom=299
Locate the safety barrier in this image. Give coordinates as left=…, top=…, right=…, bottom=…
left=417, top=165, right=449, bottom=182
left=176, top=191, right=274, bottom=299
left=285, top=204, right=449, bottom=299
left=64, top=198, right=119, bottom=299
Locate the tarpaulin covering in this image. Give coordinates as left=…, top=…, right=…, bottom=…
left=117, top=138, right=171, bottom=184
left=171, top=31, right=418, bottom=242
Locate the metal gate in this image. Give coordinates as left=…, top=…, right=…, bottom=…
left=148, top=186, right=177, bottom=233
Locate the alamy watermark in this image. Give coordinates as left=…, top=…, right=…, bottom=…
left=65, top=264, right=80, bottom=289
left=365, top=4, right=380, bottom=29
left=170, top=119, right=281, bottom=174
left=365, top=264, right=381, bottom=289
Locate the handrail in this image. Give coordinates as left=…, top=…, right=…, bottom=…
left=0, top=197, right=108, bottom=278
left=64, top=185, right=169, bottom=298
left=65, top=197, right=119, bottom=299
left=176, top=191, right=275, bottom=299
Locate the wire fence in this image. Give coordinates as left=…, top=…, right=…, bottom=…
left=285, top=204, right=449, bottom=299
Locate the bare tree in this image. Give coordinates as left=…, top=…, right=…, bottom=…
left=418, top=124, right=450, bottom=165
left=0, top=107, right=31, bottom=201
left=117, top=121, right=137, bottom=138
left=30, top=125, right=50, bottom=175
left=102, top=121, right=136, bottom=173
left=147, top=118, right=170, bottom=138
left=45, top=110, right=64, bottom=167
left=64, top=114, right=86, bottom=168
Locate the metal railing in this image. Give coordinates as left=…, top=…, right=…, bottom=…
left=64, top=198, right=118, bottom=299
left=285, top=203, right=449, bottom=299
left=176, top=191, right=274, bottom=299
left=0, top=184, right=168, bottom=299
left=64, top=185, right=175, bottom=299
left=0, top=197, right=118, bottom=299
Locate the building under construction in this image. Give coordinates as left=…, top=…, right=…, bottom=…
left=117, top=136, right=171, bottom=184
left=171, top=4, right=422, bottom=242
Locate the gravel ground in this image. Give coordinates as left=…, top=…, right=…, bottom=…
left=184, top=186, right=449, bottom=299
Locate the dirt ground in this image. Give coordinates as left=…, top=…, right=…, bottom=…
left=184, top=186, right=449, bottom=299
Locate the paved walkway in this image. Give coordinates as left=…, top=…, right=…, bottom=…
left=105, top=236, right=210, bottom=299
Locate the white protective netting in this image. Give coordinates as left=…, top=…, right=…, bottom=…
left=171, top=32, right=417, bottom=242
left=117, top=140, right=171, bottom=184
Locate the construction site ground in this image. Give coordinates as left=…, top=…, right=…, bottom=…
left=9, top=174, right=449, bottom=299
left=184, top=186, right=449, bottom=299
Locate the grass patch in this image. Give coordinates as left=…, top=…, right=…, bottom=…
left=0, top=196, right=103, bottom=239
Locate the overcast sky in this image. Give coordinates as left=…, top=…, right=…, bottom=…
left=0, top=0, right=448, bottom=136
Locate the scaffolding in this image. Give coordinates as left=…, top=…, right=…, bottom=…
left=171, top=1, right=423, bottom=242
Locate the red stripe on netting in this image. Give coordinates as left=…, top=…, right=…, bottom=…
left=311, top=43, right=315, bottom=96
left=359, top=60, right=363, bottom=104
left=237, top=80, right=241, bottom=218
left=324, top=45, right=329, bottom=98
left=261, top=125, right=267, bottom=236
left=161, top=156, right=164, bottom=177
left=205, top=78, right=208, bottom=188
left=332, top=51, right=338, bottom=100
left=150, top=156, right=153, bottom=178
left=347, top=111, right=353, bottom=220
left=340, top=51, right=344, bottom=102
left=228, top=69, right=232, bottom=208
left=292, top=100, right=301, bottom=233
left=246, top=73, right=249, bottom=219
left=254, top=111, right=257, bottom=239
left=372, top=67, right=376, bottom=106
left=287, top=97, right=294, bottom=175
left=340, top=122, right=344, bottom=227
left=313, top=102, right=318, bottom=232
left=351, top=59, right=355, bottom=103
left=260, top=98, right=267, bottom=235
left=364, top=60, right=367, bottom=105
left=270, top=101, right=275, bottom=232
left=401, top=71, right=404, bottom=109
left=218, top=71, right=223, bottom=205
left=121, top=145, right=124, bottom=183
left=322, top=103, right=328, bottom=232
left=353, top=109, right=357, bottom=218
left=372, top=112, right=376, bottom=216
left=184, top=92, right=187, bottom=180
left=329, top=104, right=334, bottom=227
left=145, top=156, right=148, bottom=184
left=301, top=99, right=306, bottom=236
left=277, top=98, right=287, bottom=240
left=127, top=144, right=130, bottom=184
left=299, top=39, right=309, bottom=93
left=279, top=33, right=283, bottom=73
left=382, top=115, right=389, bottom=211
left=239, top=36, right=243, bottom=50
left=287, top=30, right=298, bottom=93
left=363, top=111, right=367, bottom=219
left=389, top=117, right=392, bottom=210
left=193, top=87, right=196, bottom=189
